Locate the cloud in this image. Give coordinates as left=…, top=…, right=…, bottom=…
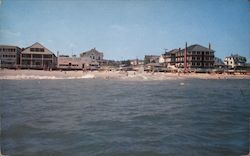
left=110, top=24, right=128, bottom=32
left=0, top=29, right=21, bottom=37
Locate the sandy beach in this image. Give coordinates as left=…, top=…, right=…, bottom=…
left=0, top=69, right=250, bottom=80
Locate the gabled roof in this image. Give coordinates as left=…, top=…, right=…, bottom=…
left=21, top=42, right=55, bottom=55
left=81, top=48, right=103, bottom=55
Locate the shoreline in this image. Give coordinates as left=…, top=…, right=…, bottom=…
left=0, top=69, right=250, bottom=80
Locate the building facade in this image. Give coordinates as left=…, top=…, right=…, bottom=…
left=20, top=42, right=57, bottom=69
left=130, top=59, right=144, bottom=66
left=144, top=55, right=160, bottom=64
left=160, top=49, right=179, bottom=67
left=80, top=48, right=104, bottom=62
left=0, top=45, right=21, bottom=68
left=224, top=54, right=247, bottom=69
left=214, top=57, right=225, bottom=68
left=57, top=55, right=99, bottom=70
left=168, top=43, right=215, bottom=69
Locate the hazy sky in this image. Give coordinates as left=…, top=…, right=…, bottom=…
left=0, top=0, right=249, bottom=61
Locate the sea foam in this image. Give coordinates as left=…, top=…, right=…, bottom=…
left=0, top=74, right=95, bottom=80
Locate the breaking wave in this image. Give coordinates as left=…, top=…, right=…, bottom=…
left=0, top=74, right=95, bottom=80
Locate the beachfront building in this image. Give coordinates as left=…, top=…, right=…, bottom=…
left=144, top=55, right=160, bottom=64
left=80, top=48, right=104, bottom=62
left=169, top=43, right=215, bottom=69
left=214, top=57, right=225, bottom=69
left=57, top=55, right=99, bottom=70
left=0, top=45, right=22, bottom=68
left=130, top=59, right=144, bottom=66
left=159, top=49, right=179, bottom=67
left=224, top=54, right=247, bottom=69
left=20, top=42, right=57, bottom=69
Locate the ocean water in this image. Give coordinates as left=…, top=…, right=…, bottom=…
left=0, top=79, right=250, bottom=156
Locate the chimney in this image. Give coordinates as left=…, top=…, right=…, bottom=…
left=209, top=43, right=211, bottom=51
left=179, top=48, right=181, bottom=51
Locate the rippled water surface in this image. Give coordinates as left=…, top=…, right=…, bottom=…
left=1, top=79, right=250, bottom=156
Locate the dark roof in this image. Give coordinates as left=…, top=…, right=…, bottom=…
left=164, top=49, right=179, bottom=55
left=164, top=44, right=215, bottom=55
left=81, top=48, right=103, bottom=55
left=186, top=44, right=214, bottom=52
left=144, top=55, right=160, bottom=58
left=226, top=54, right=246, bottom=59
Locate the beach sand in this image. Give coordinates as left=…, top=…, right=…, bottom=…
left=0, top=69, right=249, bottom=80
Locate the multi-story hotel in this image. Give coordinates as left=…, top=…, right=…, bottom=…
left=20, top=42, right=57, bottom=69
left=163, top=43, right=215, bottom=69
left=0, top=45, right=22, bottom=68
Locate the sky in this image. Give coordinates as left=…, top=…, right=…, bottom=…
left=0, top=0, right=249, bottom=61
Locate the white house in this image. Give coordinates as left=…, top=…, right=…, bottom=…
left=224, top=54, right=247, bottom=68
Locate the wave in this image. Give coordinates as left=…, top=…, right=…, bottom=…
left=0, top=74, right=95, bottom=80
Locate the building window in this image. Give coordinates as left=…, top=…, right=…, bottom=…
left=30, top=48, right=45, bottom=52
left=197, top=51, right=200, bottom=55
left=44, top=55, right=52, bottom=58
left=22, top=54, right=31, bottom=58
left=33, top=54, right=42, bottom=58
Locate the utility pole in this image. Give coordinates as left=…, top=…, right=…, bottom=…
left=184, top=42, right=187, bottom=73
